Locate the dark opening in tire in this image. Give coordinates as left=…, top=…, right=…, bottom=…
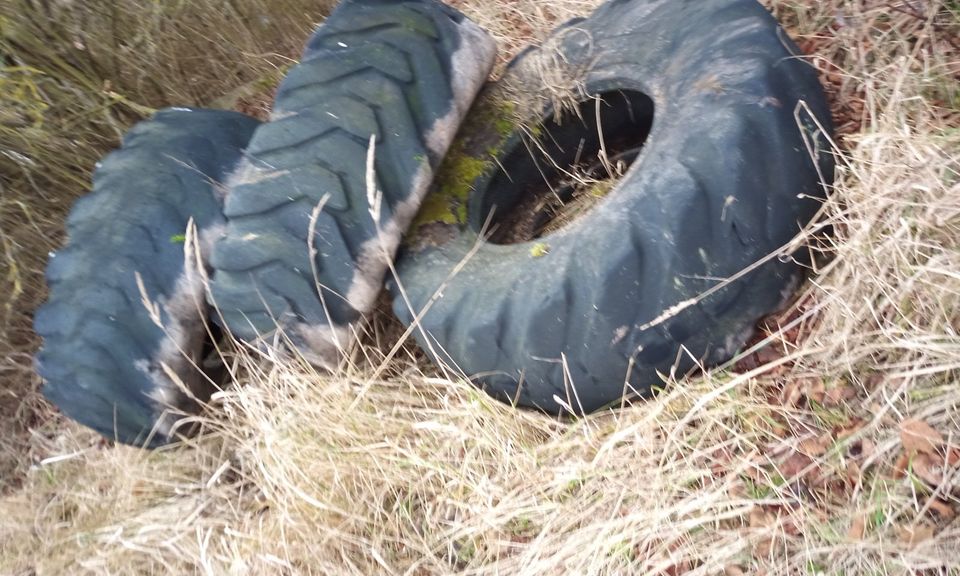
left=485, top=90, right=654, bottom=244
left=394, top=0, right=834, bottom=415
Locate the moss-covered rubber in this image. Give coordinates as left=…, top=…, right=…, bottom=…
left=393, top=0, right=835, bottom=414
left=208, top=0, right=496, bottom=366
left=34, top=109, right=260, bottom=447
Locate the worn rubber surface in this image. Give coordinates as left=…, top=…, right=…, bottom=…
left=394, top=0, right=835, bottom=413
left=35, top=109, right=259, bottom=447
left=209, top=0, right=495, bottom=365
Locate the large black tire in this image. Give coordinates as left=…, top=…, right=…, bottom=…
left=34, top=109, right=260, bottom=447
left=208, top=0, right=495, bottom=365
left=393, top=0, right=835, bottom=413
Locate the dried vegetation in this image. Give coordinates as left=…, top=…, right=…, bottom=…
left=1, top=0, right=958, bottom=574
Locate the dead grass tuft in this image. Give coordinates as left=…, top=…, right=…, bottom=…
left=1, top=0, right=958, bottom=574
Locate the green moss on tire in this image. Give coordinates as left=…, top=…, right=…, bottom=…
left=410, top=95, right=520, bottom=233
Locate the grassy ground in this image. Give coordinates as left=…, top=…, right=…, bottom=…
left=1, top=0, right=958, bottom=574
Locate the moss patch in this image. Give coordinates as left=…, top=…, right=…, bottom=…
left=409, top=94, right=521, bottom=237
left=413, top=143, right=488, bottom=226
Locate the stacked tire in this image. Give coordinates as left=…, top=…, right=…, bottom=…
left=393, top=0, right=834, bottom=414
left=35, top=0, right=495, bottom=446
left=35, top=0, right=833, bottom=446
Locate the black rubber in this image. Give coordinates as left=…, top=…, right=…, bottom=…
left=34, top=109, right=259, bottom=447
left=209, top=0, right=495, bottom=364
left=393, top=0, right=835, bottom=414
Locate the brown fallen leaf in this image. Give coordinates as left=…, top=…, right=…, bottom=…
left=779, top=451, right=815, bottom=479
left=946, top=447, right=960, bottom=467
left=781, top=325, right=801, bottom=345
left=806, top=378, right=826, bottom=404
left=810, top=473, right=847, bottom=497
left=728, top=480, right=747, bottom=499
left=864, top=373, right=885, bottom=391
left=750, top=506, right=777, bottom=528
left=756, top=345, right=785, bottom=365
left=824, top=385, right=858, bottom=406
left=749, top=506, right=798, bottom=557
left=782, top=513, right=801, bottom=536
left=780, top=380, right=805, bottom=408
left=927, top=499, right=956, bottom=524
left=835, top=418, right=868, bottom=441
left=799, top=434, right=832, bottom=457
left=753, top=535, right=775, bottom=558
left=900, top=419, right=943, bottom=456
left=912, top=453, right=945, bottom=487
left=779, top=377, right=825, bottom=407
left=664, top=562, right=692, bottom=576
left=893, top=453, right=911, bottom=478
left=847, top=514, right=867, bottom=539
left=709, top=447, right=735, bottom=477
left=898, top=523, right=935, bottom=549
left=735, top=346, right=784, bottom=374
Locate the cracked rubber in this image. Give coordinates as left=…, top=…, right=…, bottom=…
left=393, top=0, right=835, bottom=414
left=209, top=0, right=496, bottom=365
left=35, top=109, right=259, bottom=446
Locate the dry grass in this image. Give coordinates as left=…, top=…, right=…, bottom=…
left=1, top=0, right=959, bottom=574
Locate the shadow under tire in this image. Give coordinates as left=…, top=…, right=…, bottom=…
left=35, top=108, right=259, bottom=447
left=393, top=0, right=835, bottom=414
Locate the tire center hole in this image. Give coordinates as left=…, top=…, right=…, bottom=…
left=481, top=89, right=654, bottom=244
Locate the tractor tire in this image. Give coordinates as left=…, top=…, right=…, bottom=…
left=35, top=108, right=259, bottom=447
left=208, top=0, right=496, bottom=366
left=393, top=0, right=835, bottom=414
